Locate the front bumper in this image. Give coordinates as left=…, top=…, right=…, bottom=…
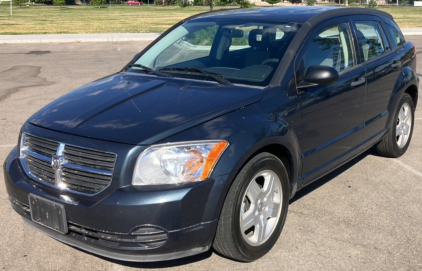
left=4, top=145, right=227, bottom=262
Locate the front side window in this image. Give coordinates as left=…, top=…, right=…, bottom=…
left=355, top=21, right=386, bottom=62
left=133, top=20, right=300, bottom=86
left=302, top=22, right=356, bottom=73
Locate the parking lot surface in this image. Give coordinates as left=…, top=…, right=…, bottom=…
left=0, top=37, right=421, bottom=271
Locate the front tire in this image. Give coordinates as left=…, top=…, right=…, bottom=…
left=376, top=93, right=415, bottom=158
left=213, top=153, right=289, bottom=262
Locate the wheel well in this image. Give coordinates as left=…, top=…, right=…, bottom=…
left=405, top=85, right=418, bottom=109
left=253, top=144, right=293, bottom=185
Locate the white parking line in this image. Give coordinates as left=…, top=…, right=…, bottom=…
left=0, top=145, right=15, bottom=148
left=393, top=159, right=422, bottom=178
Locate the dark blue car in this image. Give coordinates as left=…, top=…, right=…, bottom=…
left=3, top=6, right=419, bottom=262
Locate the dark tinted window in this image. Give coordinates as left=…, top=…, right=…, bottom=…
left=303, top=22, right=355, bottom=72
left=384, top=23, right=405, bottom=49
left=355, top=21, right=386, bottom=62
left=379, top=23, right=391, bottom=52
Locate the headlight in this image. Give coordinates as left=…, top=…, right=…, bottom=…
left=132, top=140, right=228, bottom=186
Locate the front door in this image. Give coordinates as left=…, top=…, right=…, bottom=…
left=295, top=18, right=367, bottom=184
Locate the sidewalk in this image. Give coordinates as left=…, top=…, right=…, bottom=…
left=0, top=29, right=421, bottom=44
left=401, top=28, right=422, bottom=36
left=0, top=33, right=161, bottom=44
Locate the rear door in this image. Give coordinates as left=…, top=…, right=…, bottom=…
left=295, top=17, right=367, bottom=184
left=350, top=16, right=403, bottom=141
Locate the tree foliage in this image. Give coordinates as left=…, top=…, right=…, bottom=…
left=91, top=0, right=106, bottom=6
left=217, top=0, right=252, bottom=7
left=266, top=0, right=280, bottom=5
left=153, top=0, right=175, bottom=5
left=53, top=0, right=66, bottom=6
left=306, top=0, right=315, bottom=5
left=13, top=0, right=26, bottom=7
left=367, top=0, right=377, bottom=8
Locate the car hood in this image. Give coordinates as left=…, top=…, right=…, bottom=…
left=28, top=73, right=263, bottom=145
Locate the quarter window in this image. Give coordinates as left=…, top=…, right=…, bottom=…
left=384, top=24, right=405, bottom=49
left=302, top=22, right=355, bottom=73
left=355, top=21, right=386, bottom=62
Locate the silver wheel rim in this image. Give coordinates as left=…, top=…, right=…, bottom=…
left=240, top=170, right=282, bottom=247
left=396, top=102, right=412, bottom=148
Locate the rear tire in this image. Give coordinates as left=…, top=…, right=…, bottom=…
left=213, top=152, right=289, bottom=262
left=376, top=93, right=415, bottom=157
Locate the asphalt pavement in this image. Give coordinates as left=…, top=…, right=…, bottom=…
left=0, top=37, right=421, bottom=271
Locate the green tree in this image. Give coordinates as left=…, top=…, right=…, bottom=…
left=237, top=0, right=252, bottom=7
left=218, top=0, right=253, bottom=7
left=13, top=0, right=26, bottom=7
left=91, top=0, right=106, bottom=7
left=53, top=0, right=66, bottom=7
left=266, top=0, right=280, bottom=5
left=367, top=0, right=377, bottom=8
left=306, top=0, right=315, bottom=5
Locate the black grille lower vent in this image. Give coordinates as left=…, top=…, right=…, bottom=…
left=68, top=224, right=168, bottom=250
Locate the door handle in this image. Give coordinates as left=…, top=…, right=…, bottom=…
left=351, top=77, right=366, bottom=87
left=391, top=61, right=401, bottom=68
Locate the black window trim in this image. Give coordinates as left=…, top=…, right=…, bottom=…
left=382, top=21, right=406, bottom=51
left=353, top=19, right=389, bottom=64
left=294, top=16, right=360, bottom=89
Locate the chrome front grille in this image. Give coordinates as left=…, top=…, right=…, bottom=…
left=62, top=167, right=112, bottom=194
left=20, top=133, right=117, bottom=195
left=24, top=134, right=59, bottom=157
left=64, top=145, right=116, bottom=171
left=25, top=153, right=55, bottom=184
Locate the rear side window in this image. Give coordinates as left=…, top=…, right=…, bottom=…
left=379, top=24, right=391, bottom=52
left=384, top=23, right=405, bottom=49
left=355, top=21, right=386, bottom=62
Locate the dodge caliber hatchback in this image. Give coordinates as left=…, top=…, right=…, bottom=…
left=4, top=7, right=419, bottom=262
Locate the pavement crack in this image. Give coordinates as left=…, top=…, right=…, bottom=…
left=0, top=65, right=55, bottom=102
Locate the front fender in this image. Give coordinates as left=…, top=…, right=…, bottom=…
left=158, top=89, right=301, bottom=223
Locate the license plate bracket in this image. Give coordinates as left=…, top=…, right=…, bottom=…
left=28, top=194, right=68, bottom=234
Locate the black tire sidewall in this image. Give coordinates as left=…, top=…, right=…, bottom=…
left=231, top=154, right=290, bottom=260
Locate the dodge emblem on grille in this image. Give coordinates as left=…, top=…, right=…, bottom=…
left=51, top=155, right=64, bottom=170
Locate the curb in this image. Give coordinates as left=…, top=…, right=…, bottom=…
left=0, top=33, right=161, bottom=44
left=0, top=29, right=421, bottom=44
left=401, top=29, right=422, bottom=36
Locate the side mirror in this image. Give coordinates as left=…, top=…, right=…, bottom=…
left=297, top=65, right=339, bottom=90
left=132, top=52, right=141, bottom=60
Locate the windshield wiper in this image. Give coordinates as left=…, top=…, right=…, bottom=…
left=129, top=64, right=172, bottom=78
left=159, top=67, right=232, bottom=85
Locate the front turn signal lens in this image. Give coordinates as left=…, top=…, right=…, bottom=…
left=201, top=141, right=228, bottom=180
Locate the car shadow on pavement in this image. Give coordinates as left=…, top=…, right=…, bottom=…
left=290, top=147, right=378, bottom=204
left=77, top=247, right=214, bottom=268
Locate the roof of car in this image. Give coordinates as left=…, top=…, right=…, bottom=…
left=190, top=6, right=394, bottom=24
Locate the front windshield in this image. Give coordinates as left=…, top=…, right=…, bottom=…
left=132, top=19, right=300, bottom=86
